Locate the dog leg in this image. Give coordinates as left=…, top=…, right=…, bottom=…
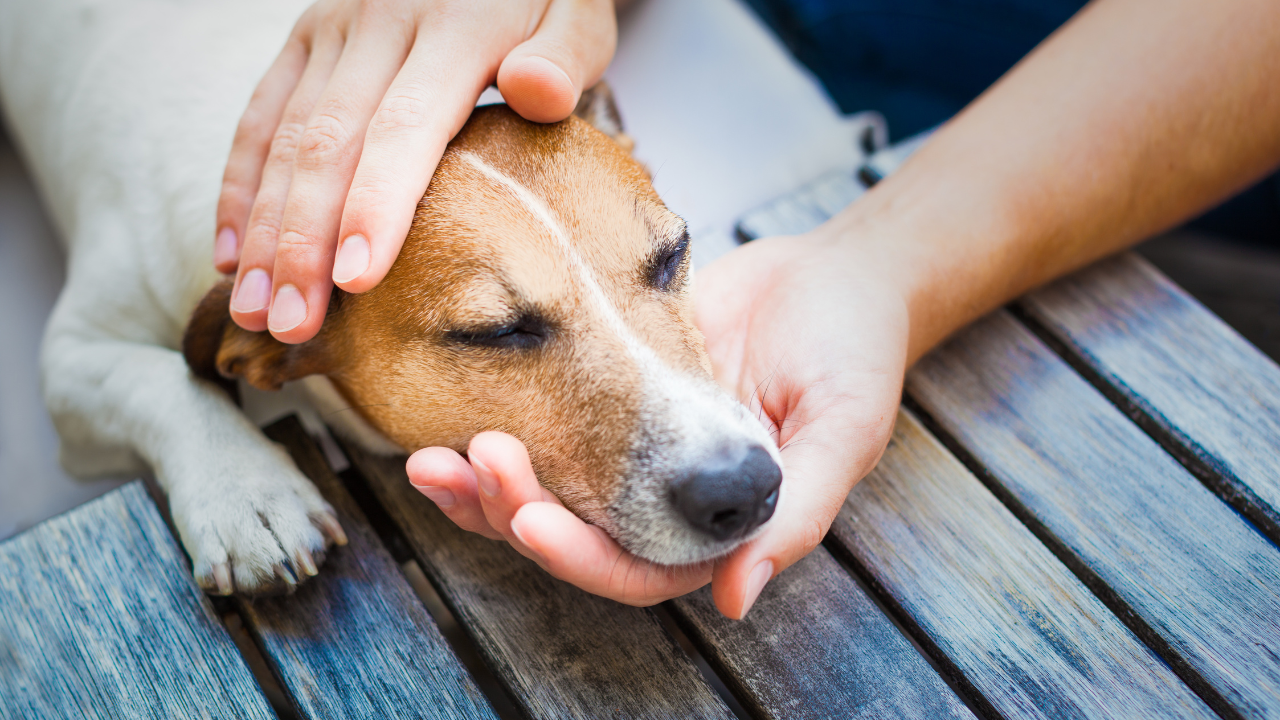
left=41, top=330, right=345, bottom=595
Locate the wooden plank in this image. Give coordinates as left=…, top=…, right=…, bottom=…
left=907, top=310, right=1280, bottom=720
left=735, top=154, right=1214, bottom=718
left=341, top=442, right=733, bottom=720
left=669, top=546, right=976, bottom=720
left=233, top=417, right=497, bottom=720
left=828, top=409, right=1215, bottom=720
left=0, top=482, right=276, bottom=720
left=1018, top=251, right=1280, bottom=542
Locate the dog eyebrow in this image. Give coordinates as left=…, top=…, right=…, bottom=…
left=660, top=223, right=690, bottom=253
left=638, top=202, right=689, bottom=250
left=458, top=150, right=678, bottom=373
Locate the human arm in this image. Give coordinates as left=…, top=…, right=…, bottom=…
left=408, top=0, right=1280, bottom=618
left=216, top=0, right=618, bottom=343
left=697, top=0, right=1280, bottom=616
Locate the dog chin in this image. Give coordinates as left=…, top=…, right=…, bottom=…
left=605, top=497, right=771, bottom=566
left=620, top=522, right=769, bottom=567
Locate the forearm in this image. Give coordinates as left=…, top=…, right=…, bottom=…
left=821, top=0, right=1280, bottom=364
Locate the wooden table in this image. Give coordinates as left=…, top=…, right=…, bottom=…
left=3, top=178, right=1280, bottom=720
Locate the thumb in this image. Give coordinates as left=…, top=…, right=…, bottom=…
left=497, top=0, right=618, bottom=123
left=711, top=404, right=897, bottom=619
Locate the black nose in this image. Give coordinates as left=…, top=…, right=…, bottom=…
left=671, top=444, right=782, bottom=541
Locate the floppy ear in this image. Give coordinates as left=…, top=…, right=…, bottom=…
left=574, top=81, right=635, bottom=154
left=182, top=278, right=331, bottom=393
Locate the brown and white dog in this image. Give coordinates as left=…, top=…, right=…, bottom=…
left=1, top=0, right=780, bottom=595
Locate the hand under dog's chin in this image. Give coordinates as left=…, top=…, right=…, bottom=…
left=601, top=499, right=771, bottom=567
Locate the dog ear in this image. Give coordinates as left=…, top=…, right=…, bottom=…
left=574, top=81, right=635, bottom=154
left=182, top=278, right=330, bottom=393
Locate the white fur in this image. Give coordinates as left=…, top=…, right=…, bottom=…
left=300, top=375, right=405, bottom=456
left=0, top=0, right=332, bottom=592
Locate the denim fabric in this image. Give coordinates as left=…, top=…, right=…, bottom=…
left=743, top=0, right=1279, bottom=243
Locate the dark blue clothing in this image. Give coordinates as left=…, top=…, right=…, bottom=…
left=743, top=0, right=1279, bottom=243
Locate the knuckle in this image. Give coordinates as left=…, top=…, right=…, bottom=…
left=798, top=516, right=827, bottom=556
left=371, top=91, right=430, bottom=135
left=233, top=106, right=270, bottom=145
left=267, top=122, right=306, bottom=166
left=245, top=208, right=283, bottom=241
left=343, top=176, right=399, bottom=213
left=274, top=229, right=326, bottom=265
left=296, top=112, right=356, bottom=168
left=218, top=179, right=254, bottom=210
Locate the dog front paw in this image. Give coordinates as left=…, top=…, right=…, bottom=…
left=170, top=465, right=348, bottom=596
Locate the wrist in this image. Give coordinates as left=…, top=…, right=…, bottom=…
left=811, top=168, right=1028, bottom=365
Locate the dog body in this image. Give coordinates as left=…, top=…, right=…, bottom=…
left=1, top=0, right=781, bottom=594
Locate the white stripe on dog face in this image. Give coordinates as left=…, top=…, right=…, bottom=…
left=459, top=151, right=662, bottom=369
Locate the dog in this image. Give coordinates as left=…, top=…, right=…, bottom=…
left=0, top=0, right=781, bottom=596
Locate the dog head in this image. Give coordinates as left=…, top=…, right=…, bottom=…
left=185, top=87, right=782, bottom=565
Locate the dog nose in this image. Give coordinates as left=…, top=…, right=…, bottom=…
left=671, top=444, right=782, bottom=541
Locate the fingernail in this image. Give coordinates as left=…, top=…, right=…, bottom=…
left=510, top=520, right=546, bottom=563
left=231, top=268, right=271, bottom=312
left=472, top=456, right=501, bottom=498
left=739, top=560, right=774, bottom=619
left=214, top=227, right=238, bottom=268
left=332, top=234, right=370, bottom=284
left=418, top=485, right=456, bottom=508
left=527, top=55, right=572, bottom=88
left=268, top=284, right=308, bottom=333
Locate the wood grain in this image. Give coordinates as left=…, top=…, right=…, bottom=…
left=236, top=417, right=496, bottom=720
left=1019, top=251, right=1280, bottom=542
left=830, top=409, right=1215, bottom=720
left=0, top=482, right=276, bottom=720
left=908, top=310, right=1280, bottom=720
left=669, top=546, right=975, bottom=720
left=341, top=442, right=733, bottom=720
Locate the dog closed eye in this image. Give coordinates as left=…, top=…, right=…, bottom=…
left=647, top=229, right=691, bottom=292
left=446, top=312, right=553, bottom=350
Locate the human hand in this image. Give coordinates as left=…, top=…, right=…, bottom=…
left=406, top=432, right=714, bottom=606
left=692, top=230, right=908, bottom=617
left=405, top=229, right=909, bottom=618
left=216, top=0, right=617, bottom=343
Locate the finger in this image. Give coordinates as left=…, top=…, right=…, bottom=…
left=468, top=432, right=558, bottom=544
left=511, top=502, right=711, bottom=605
left=406, top=447, right=503, bottom=540
left=497, top=0, right=618, bottom=123
left=331, top=22, right=519, bottom=295
left=265, top=16, right=415, bottom=342
left=215, top=36, right=309, bottom=273
left=229, top=31, right=344, bottom=333
left=711, top=404, right=893, bottom=619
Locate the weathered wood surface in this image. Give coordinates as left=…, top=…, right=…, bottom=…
left=341, top=442, right=732, bottom=720
left=1020, top=251, right=1280, bottom=542
left=237, top=417, right=496, bottom=720
left=829, top=409, right=1215, bottom=720
left=0, top=482, right=275, bottom=720
left=908, top=310, right=1280, bottom=720
left=669, top=546, right=975, bottom=720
